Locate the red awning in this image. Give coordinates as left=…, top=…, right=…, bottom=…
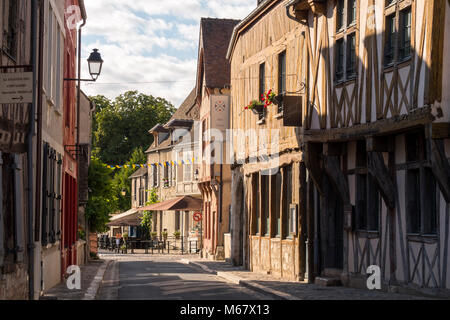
left=138, top=196, right=203, bottom=212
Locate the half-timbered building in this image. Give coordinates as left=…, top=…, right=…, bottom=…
left=228, top=0, right=450, bottom=295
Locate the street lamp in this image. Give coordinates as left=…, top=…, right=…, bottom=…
left=87, top=49, right=103, bottom=81
left=64, top=48, right=104, bottom=82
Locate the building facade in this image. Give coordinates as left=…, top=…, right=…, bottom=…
left=0, top=0, right=32, bottom=300
left=196, top=18, right=239, bottom=260
left=227, top=0, right=306, bottom=279
left=146, top=89, right=201, bottom=240
left=229, top=0, right=450, bottom=295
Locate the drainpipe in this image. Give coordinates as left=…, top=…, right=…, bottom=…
left=76, top=0, right=87, bottom=263
left=28, top=0, right=39, bottom=300
left=285, top=0, right=308, bottom=26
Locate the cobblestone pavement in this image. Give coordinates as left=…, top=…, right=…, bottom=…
left=41, top=260, right=107, bottom=300
left=184, top=259, right=439, bottom=300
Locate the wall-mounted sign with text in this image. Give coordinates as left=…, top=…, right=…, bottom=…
left=0, top=72, right=33, bottom=104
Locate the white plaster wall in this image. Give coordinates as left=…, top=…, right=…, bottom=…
left=42, top=244, right=61, bottom=292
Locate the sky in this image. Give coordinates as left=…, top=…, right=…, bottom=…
left=80, top=0, right=256, bottom=107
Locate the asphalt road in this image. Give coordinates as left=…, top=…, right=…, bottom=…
left=97, top=256, right=272, bottom=300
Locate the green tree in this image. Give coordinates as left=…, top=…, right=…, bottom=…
left=112, top=147, right=146, bottom=212
left=85, top=157, right=118, bottom=232
left=140, top=189, right=159, bottom=240
left=92, top=91, right=175, bottom=165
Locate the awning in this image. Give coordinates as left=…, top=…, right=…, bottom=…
left=138, top=196, right=203, bottom=212
left=107, top=208, right=142, bottom=227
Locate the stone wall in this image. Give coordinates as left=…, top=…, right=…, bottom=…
left=0, top=264, right=28, bottom=300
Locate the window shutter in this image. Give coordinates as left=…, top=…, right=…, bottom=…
left=13, top=155, right=24, bottom=262
left=55, top=154, right=62, bottom=241
left=41, top=143, right=49, bottom=246
left=0, top=152, right=4, bottom=267
left=49, top=148, right=56, bottom=244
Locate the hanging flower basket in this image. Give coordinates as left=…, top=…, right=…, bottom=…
left=245, top=100, right=266, bottom=115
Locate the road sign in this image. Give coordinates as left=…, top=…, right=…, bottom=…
left=0, top=72, right=33, bottom=104
left=193, top=212, right=202, bottom=222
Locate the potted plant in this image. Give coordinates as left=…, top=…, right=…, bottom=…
left=150, top=232, right=157, bottom=240
left=245, top=99, right=266, bottom=115
left=161, top=231, right=168, bottom=240
left=173, top=230, right=181, bottom=240
left=162, top=177, right=170, bottom=188
left=120, top=244, right=127, bottom=254
left=122, top=232, right=129, bottom=243
left=262, top=89, right=282, bottom=106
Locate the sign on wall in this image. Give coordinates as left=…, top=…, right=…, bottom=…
left=0, top=72, right=33, bottom=153
left=210, top=95, right=230, bottom=132
left=0, top=72, right=33, bottom=104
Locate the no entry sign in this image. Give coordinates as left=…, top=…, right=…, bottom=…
left=193, top=212, right=202, bottom=222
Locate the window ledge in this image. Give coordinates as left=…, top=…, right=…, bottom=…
left=407, top=234, right=438, bottom=244
left=356, top=230, right=380, bottom=239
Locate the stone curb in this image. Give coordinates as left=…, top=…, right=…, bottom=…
left=180, top=259, right=299, bottom=300
left=82, top=260, right=111, bottom=300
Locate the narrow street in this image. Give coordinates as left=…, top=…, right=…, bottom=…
left=97, top=254, right=272, bottom=300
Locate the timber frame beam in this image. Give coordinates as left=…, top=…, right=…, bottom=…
left=367, top=151, right=396, bottom=209
left=324, top=155, right=350, bottom=205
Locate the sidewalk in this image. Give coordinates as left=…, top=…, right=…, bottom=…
left=40, top=259, right=110, bottom=300
left=180, top=259, right=437, bottom=300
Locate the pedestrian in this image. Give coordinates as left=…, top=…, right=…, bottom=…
left=116, top=233, right=121, bottom=253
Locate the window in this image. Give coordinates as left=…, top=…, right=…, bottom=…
left=278, top=51, right=286, bottom=113
left=384, top=14, right=396, bottom=66
left=355, top=141, right=380, bottom=231
left=252, top=173, right=260, bottom=235
left=384, top=1, right=412, bottom=66
left=399, top=8, right=411, bottom=61
left=259, top=63, right=266, bottom=120
left=283, top=166, right=293, bottom=238
left=337, top=0, right=345, bottom=30
left=262, top=174, right=270, bottom=236
left=346, top=33, right=356, bottom=76
left=348, top=0, right=357, bottom=25
left=273, top=171, right=282, bottom=237
left=41, top=144, right=62, bottom=245
left=405, top=132, right=437, bottom=235
left=184, top=163, right=192, bottom=182
left=335, top=0, right=358, bottom=82
left=45, top=3, right=64, bottom=107
left=139, top=176, right=146, bottom=206
left=3, top=0, right=18, bottom=59
left=163, top=164, right=169, bottom=188
left=335, top=38, right=345, bottom=81
left=152, top=165, right=158, bottom=187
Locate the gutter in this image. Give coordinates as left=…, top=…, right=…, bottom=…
left=76, top=0, right=88, bottom=264
left=28, top=0, right=39, bottom=300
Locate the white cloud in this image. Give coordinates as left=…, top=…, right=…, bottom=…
left=81, top=0, right=255, bottom=106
